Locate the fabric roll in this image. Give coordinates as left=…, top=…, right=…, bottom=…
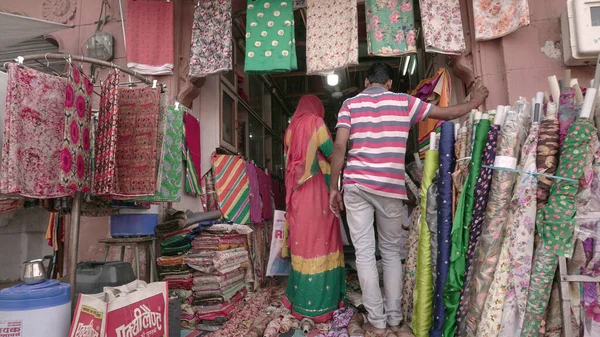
left=558, top=87, right=578, bottom=147
left=419, top=0, right=466, bottom=54
left=245, top=0, right=297, bottom=73
left=536, top=117, right=560, bottom=209
left=212, top=154, right=251, bottom=224
left=137, top=105, right=184, bottom=202
left=59, top=65, right=93, bottom=192
left=189, top=0, right=232, bottom=79
left=452, top=120, right=471, bottom=219
left=401, top=204, right=421, bottom=329
left=246, top=162, right=263, bottom=223
left=1, top=64, right=68, bottom=198
left=126, top=0, right=174, bottom=75
left=0, top=71, right=7, bottom=162
left=427, top=173, right=439, bottom=283
left=521, top=118, right=596, bottom=337
left=202, top=170, right=220, bottom=212
left=306, top=0, right=358, bottom=74
left=94, top=70, right=120, bottom=195
left=365, top=0, right=417, bottom=56
left=442, top=118, right=490, bottom=337
left=456, top=123, right=502, bottom=332
left=430, top=121, right=456, bottom=337
left=413, top=148, right=439, bottom=337
left=473, top=0, right=530, bottom=41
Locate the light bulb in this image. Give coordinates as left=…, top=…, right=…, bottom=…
left=327, top=74, right=339, bottom=86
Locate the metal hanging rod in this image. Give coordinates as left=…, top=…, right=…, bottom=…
left=3, top=53, right=165, bottom=89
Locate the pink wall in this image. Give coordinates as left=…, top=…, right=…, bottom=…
left=476, top=0, right=594, bottom=108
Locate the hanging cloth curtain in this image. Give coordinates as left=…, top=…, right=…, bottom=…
left=430, top=122, right=456, bottom=337
left=245, top=0, right=297, bottom=73
left=442, top=118, right=490, bottom=337
left=413, top=146, right=439, bottom=337
left=473, top=0, right=530, bottom=41
left=365, top=0, right=418, bottom=56
left=306, top=0, right=358, bottom=74
left=213, top=154, right=252, bottom=224
left=189, top=0, right=232, bottom=79
left=521, top=118, right=596, bottom=337
left=411, top=69, right=451, bottom=158
left=419, top=0, right=466, bottom=54
left=94, top=70, right=120, bottom=195
left=1, top=64, right=69, bottom=198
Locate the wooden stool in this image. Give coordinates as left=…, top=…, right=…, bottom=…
left=99, top=237, right=158, bottom=282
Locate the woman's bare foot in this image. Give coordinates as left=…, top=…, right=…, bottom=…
left=363, top=321, right=387, bottom=335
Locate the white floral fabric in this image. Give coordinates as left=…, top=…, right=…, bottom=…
left=419, top=0, right=466, bottom=54
left=473, top=0, right=530, bottom=41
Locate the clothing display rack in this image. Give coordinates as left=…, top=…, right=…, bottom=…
left=3, top=53, right=162, bottom=302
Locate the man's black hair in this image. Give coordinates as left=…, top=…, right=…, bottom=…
left=367, top=61, right=394, bottom=85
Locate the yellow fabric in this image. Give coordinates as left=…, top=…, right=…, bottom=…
left=413, top=149, right=439, bottom=337
left=290, top=251, right=345, bottom=275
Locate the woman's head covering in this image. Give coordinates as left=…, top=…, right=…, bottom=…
left=291, top=95, right=325, bottom=124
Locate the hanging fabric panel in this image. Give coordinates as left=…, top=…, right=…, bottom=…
left=0, top=64, right=69, bottom=198
left=442, top=118, right=490, bottom=337
left=184, top=111, right=201, bottom=196
left=59, top=65, right=93, bottom=193
left=413, top=147, right=439, bottom=337
left=473, top=0, right=530, bottom=41
left=365, top=0, right=417, bottom=56
left=201, top=170, right=219, bottom=212
left=189, top=0, right=232, bottom=79
left=245, top=162, right=263, bottom=223
left=245, top=0, right=297, bottom=73
left=430, top=122, right=456, bottom=337
left=94, top=69, right=120, bottom=195
left=0, top=71, right=7, bottom=163
left=306, top=0, right=358, bottom=74
left=126, top=0, right=174, bottom=75
left=212, top=154, right=251, bottom=224
left=257, top=168, right=274, bottom=220
left=419, top=0, right=466, bottom=54
left=521, top=118, right=596, bottom=337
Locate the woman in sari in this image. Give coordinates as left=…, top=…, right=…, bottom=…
left=282, top=95, right=346, bottom=322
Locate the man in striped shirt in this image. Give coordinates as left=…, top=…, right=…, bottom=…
left=329, top=62, right=488, bottom=335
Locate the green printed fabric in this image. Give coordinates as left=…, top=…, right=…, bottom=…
left=442, top=118, right=490, bottom=337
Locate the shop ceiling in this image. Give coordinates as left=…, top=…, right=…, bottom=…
left=232, top=1, right=424, bottom=126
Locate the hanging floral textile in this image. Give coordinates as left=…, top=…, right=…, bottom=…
left=430, top=122, right=455, bottom=337
left=521, top=118, right=596, bottom=337
left=137, top=104, right=184, bottom=202
left=126, top=0, right=174, bottom=75
left=401, top=204, right=421, bottom=329
left=245, top=0, right=297, bottom=73
left=473, top=0, right=530, bottom=41
left=306, top=0, right=358, bottom=74
left=189, top=0, right=232, bottom=79
left=60, top=65, right=93, bottom=192
left=212, top=154, right=251, bottom=224
left=94, top=69, right=120, bottom=195
left=413, top=147, right=439, bottom=337
left=442, top=118, right=490, bottom=337
left=0, top=71, right=7, bottom=157
left=411, top=69, right=451, bottom=158
left=419, top=0, right=466, bottom=54
left=365, top=0, right=417, bottom=56
left=0, top=64, right=69, bottom=198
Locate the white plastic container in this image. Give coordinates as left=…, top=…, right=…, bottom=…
left=0, top=280, right=71, bottom=337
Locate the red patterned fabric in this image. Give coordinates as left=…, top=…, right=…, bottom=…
left=125, top=0, right=174, bottom=75
left=60, top=65, right=93, bottom=192
left=94, top=70, right=120, bottom=195
left=257, top=168, right=273, bottom=220
left=0, top=64, right=69, bottom=198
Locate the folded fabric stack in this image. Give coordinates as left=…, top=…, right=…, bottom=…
left=186, top=225, right=253, bottom=331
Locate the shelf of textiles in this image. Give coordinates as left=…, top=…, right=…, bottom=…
left=0, top=62, right=187, bottom=216
left=401, top=75, right=600, bottom=337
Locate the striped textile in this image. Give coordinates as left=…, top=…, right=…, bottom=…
left=212, top=154, right=251, bottom=224
left=336, top=86, right=432, bottom=200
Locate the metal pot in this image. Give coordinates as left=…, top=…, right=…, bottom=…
left=22, top=256, right=52, bottom=285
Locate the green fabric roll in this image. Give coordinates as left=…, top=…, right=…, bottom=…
left=413, top=149, right=439, bottom=337
left=442, top=118, right=491, bottom=337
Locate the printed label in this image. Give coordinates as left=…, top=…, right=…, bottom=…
left=106, top=293, right=165, bottom=337
left=0, top=320, right=22, bottom=337
left=73, top=305, right=103, bottom=337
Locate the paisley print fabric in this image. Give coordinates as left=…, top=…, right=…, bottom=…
left=0, top=64, right=69, bottom=198
left=536, top=118, right=560, bottom=209
left=365, top=0, right=417, bottom=56
left=60, top=65, right=93, bottom=192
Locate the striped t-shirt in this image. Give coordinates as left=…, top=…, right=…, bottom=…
left=336, top=86, right=432, bottom=200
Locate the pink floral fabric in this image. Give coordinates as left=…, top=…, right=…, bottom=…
left=306, top=0, right=358, bottom=74
left=473, top=0, right=530, bottom=41
left=60, top=65, right=93, bottom=192
left=365, top=0, right=417, bottom=56
left=94, top=70, right=120, bottom=195
left=1, top=64, right=69, bottom=198
left=419, top=0, right=466, bottom=54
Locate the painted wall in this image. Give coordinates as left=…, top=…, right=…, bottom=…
left=476, top=0, right=594, bottom=108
